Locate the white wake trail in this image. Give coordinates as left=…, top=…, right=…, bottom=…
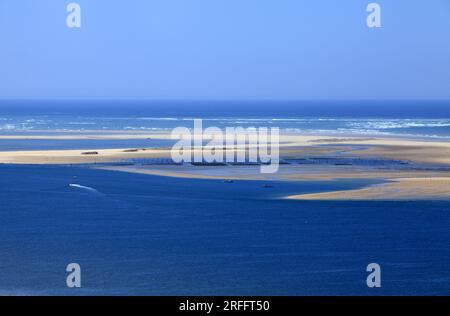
left=69, top=183, right=101, bottom=194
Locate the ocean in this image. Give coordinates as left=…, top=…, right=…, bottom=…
left=0, top=100, right=449, bottom=295
left=0, top=164, right=449, bottom=295
left=1, top=100, right=450, bottom=140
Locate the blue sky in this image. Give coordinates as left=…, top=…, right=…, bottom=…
left=0, top=0, right=449, bottom=100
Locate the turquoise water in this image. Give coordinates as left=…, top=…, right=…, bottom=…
left=0, top=164, right=449, bottom=295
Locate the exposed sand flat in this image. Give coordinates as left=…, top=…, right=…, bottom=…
left=0, top=147, right=255, bottom=164
left=97, top=164, right=450, bottom=182
left=2, top=133, right=450, bottom=165
left=0, top=148, right=170, bottom=164
left=285, top=137, right=450, bottom=166
left=287, top=177, right=450, bottom=201
left=350, top=145, right=450, bottom=165
left=1, top=134, right=450, bottom=165
left=1, top=131, right=450, bottom=146
left=97, top=165, right=286, bottom=180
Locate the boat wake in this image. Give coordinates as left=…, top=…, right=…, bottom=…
left=69, top=183, right=101, bottom=194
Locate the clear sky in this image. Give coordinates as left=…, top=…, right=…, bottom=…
left=0, top=0, right=449, bottom=100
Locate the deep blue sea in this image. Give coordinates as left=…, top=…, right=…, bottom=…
left=0, top=164, right=449, bottom=295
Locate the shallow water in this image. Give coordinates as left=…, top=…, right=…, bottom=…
left=0, top=138, right=175, bottom=151
left=0, top=164, right=449, bottom=295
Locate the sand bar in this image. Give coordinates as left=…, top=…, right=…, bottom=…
left=2, top=134, right=450, bottom=200
left=287, top=177, right=450, bottom=201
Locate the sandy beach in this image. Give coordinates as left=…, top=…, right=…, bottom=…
left=0, top=148, right=170, bottom=164
left=287, top=177, right=450, bottom=201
